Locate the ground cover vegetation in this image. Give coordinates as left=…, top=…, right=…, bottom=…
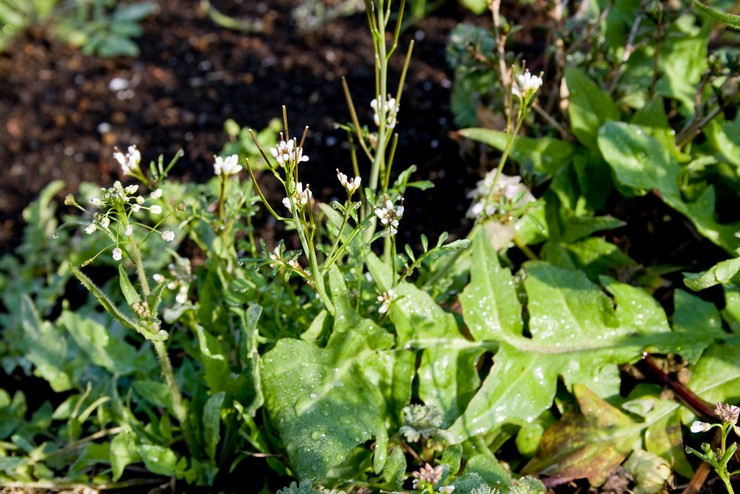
left=1, top=0, right=739, bottom=493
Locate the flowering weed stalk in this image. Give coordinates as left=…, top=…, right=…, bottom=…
left=687, top=402, right=740, bottom=494
left=66, top=149, right=200, bottom=462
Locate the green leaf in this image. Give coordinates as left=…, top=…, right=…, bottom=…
left=598, top=122, right=740, bottom=254
left=458, top=128, right=575, bottom=176
left=58, top=310, right=138, bottom=375
left=132, top=380, right=172, bottom=410
left=118, top=264, right=141, bottom=306
left=203, top=391, right=225, bottom=461
left=565, top=67, right=619, bottom=148
left=261, top=267, right=394, bottom=482
left=110, top=430, right=140, bottom=481
left=19, top=295, right=74, bottom=392
left=522, top=385, right=640, bottom=486
left=137, top=444, right=178, bottom=476
left=684, top=257, right=740, bottom=290
left=195, top=324, right=230, bottom=394
left=449, top=234, right=718, bottom=444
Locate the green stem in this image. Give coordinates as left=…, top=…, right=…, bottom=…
left=153, top=339, right=200, bottom=460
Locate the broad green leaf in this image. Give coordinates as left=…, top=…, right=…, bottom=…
left=137, top=444, right=178, bottom=476
left=19, top=295, right=74, bottom=392
left=458, top=128, right=575, bottom=175
left=643, top=406, right=693, bottom=479
left=110, top=430, right=140, bottom=481
left=543, top=237, right=637, bottom=280
left=672, top=289, right=725, bottom=363
left=58, top=310, right=138, bottom=375
left=392, top=281, right=486, bottom=424
left=704, top=118, right=740, bottom=168
left=683, top=342, right=740, bottom=418
left=203, top=391, right=225, bottom=461
left=522, top=385, right=640, bottom=486
left=565, top=67, right=619, bottom=148
left=450, top=234, right=720, bottom=444
left=195, top=324, right=230, bottom=393
left=459, top=228, right=521, bottom=341
left=598, top=122, right=740, bottom=254
left=722, top=286, right=740, bottom=334
left=118, top=264, right=141, bottom=306
left=683, top=257, right=740, bottom=290
left=261, top=267, right=394, bottom=482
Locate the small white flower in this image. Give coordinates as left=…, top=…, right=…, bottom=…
left=270, top=138, right=309, bottom=168
left=336, top=169, right=361, bottom=194
left=114, top=145, right=141, bottom=175
left=288, top=259, right=301, bottom=270
left=136, top=196, right=145, bottom=205
left=512, top=69, right=543, bottom=99
left=99, top=216, right=110, bottom=228
left=374, top=198, right=404, bottom=236
left=282, top=182, right=312, bottom=210
left=691, top=421, right=711, bottom=433
left=176, top=286, right=188, bottom=304
left=377, top=289, right=397, bottom=314
left=371, top=94, right=399, bottom=129
left=89, top=197, right=102, bottom=207
left=131, top=204, right=141, bottom=213
left=161, top=230, right=175, bottom=242
left=85, top=223, right=97, bottom=234
left=150, top=189, right=163, bottom=199
left=153, top=273, right=165, bottom=283
left=213, top=154, right=242, bottom=176
left=124, top=225, right=133, bottom=236
left=112, top=247, right=123, bottom=261
left=125, top=184, right=139, bottom=195
left=150, top=205, right=162, bottom=215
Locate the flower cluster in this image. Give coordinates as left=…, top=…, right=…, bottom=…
left=466, top=170, right=535, bottom=220
left=282, top=182, right=312, bottom=211
left=377, top=288, right=397, bottom=314
left=214, top=154, right=242, bottom=176
left=336, top=169, right=361, bottom=195
left=370, top=94, right=399, bottom=129
left=511, top=69, right=543, bottom=99
left=692, top=402, right=740, bottom=437
left=82, top=178, right=175, bottom=261
left=271, top=137, right=309, bottom=168
left=153, top=256, right=193, bottom=305
left=412, top=464, right=454, bottom=493
left=114, top=145, right=142, bottom=176
left=374, top=198, right=404, bottom=236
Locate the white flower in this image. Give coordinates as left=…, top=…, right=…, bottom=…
left=131, top=204, right=141, bottom=213
left=150, top=205, right=162, bottom=215
left=89, top=197, right=102, bottom=207
left=512, top=69, right=543, bottom=99
left=112, top=247, right=123, bottom=261
left=213, top=154, right=242, bottom=176
left=99, top=216, right=110, bottom=228
left=85, top=223, right=97, bottom=234
left=125, top=184, right=139, bottom=195
left=336, top=169, right=361, bottom=194
left=270, top=138, right=309, bottom=168
left=176, top=286, right=188, bottom=304
left=114, top=145, right=141, bottom=175
left=124, top=225, right=133, bottom=236
left=466, top=170, right=536, bottom=219
left=282, top=182, right=312, bottom=210
left=370, top=94, right=399, bottom=129
left=153, top=273, right=165, bottom=283
left=150, top=189, right=163, bottom=199
left=161, top=230, right=175, bottom=242
left=690, top=421, right=711, bottom=433
left=374, top=198, right=404, bottom=236
left=377, top=289, right=397, bottom=314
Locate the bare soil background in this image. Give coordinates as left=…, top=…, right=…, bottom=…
left=0, top=0, right=485, bottom=256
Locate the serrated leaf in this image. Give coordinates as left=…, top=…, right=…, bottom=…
left=449, top=234, right=718, bottom=444
left=522, top=384, right=640, bottom=486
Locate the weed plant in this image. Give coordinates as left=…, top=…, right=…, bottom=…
left=0, top=0, right=739, bottom=492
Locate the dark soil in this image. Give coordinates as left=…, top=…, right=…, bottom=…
left=0, top=0, right=484, bottom=256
